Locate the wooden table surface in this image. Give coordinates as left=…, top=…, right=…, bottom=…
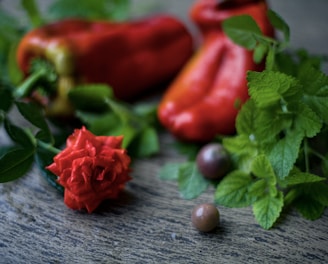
left=1, top=1, right=328, bottom=263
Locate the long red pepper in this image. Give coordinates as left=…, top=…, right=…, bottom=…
left=157, top=0, right=274, bottom=142
left=17, top=15, right=193, bottom=116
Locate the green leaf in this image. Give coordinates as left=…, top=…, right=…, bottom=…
left=128, top=127, right=159, bottom=158
left=247, top=70, right=301, bottom=109
left=302, top=182, right=328, bottom=206
left=294, top=196, right=325, bottom=220
left=300, top=63, right=328, bottom=123
left=248, top=179, right=268, bottom=199
left=48, top=0, right=131, bottom=21
left=7, top=42, right=23, bottom=85
left=173, top=141, right=202, bottom=160
left=76, top=111, right=119, bottom=136
left=223, top=135, right=258, bottom=172
left=0, top=82, right=13, bottom=112
left=4, top=118, right=36, bottom=148
left=215, top=170, right=254, bottom=208
left=251, top=154, right=276, bottom=182
left=294, top=103, right=322, bottom=138
left=0, top=147, right=35, bottom=183
left=15, top=101, right=53, bottom=143
left=268, top=131, right=303, bottom=180
left=282, top=171, right=325, bottom=187
left=158, top=162, right=182, bottom=181
left=223, top=15, right=263, bottom=49
left=68, top=84, right=113, bottom=112
left=253, top=42, right=268, bottom=64
left=265, top=48, right=276, bottom=71
left=252, top=191, right=284, bottom=229
left=235, top=99, right=257, bottom=136
left=178, top=162, right=209, bottom=199
left=21, top=0, right=44, bottom=28
left=35, top=144, right=63, bottom=193
left=254, top=110, right=292, bottom=142
left=267, top=9, right=290, bottom=43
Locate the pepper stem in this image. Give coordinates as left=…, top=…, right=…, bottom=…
left=14, top=68, right=48, bottom=98
left=14, top=58, right=57, bottom=99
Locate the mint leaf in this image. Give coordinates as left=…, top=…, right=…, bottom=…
left=253, top=42, right=268, bottom=64
left=268, top=131, right=303, bottom=179
left=223, top=135, right=258, bottom=172
left=251, top=154, right=276, bottom=181
left=0, top=147, right=35, bottom=183
left=294, top=196, right=325, bottom=220
left=282, top=171, right=325, bottom=187
left=300, top=63, right=328, bottom=123
left=158, top=162, right=182, bottom=181
left=235, top=99, right=257, bottom=135
left=247, top=70, right=301, bottom=109
left=178, top=162, right=209, bottom=199
left=267, top=9, right=290, bottom=43
left=302, top=182, right=328, bottom=206
left=215, top=170, right=254, bottom=207
left=223, top=15, right=263, bottom=49
left=252, top=191, right=284, bottom=229
left=293, top=103, right=322, bottom=138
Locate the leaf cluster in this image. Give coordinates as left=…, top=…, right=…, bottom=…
left=159, top=10, right=328, bottom=229
left=0, top=82, right=62, bottom=191
left=69, top=84, right=160, bottom=158
left=218, top=11, right=328, bottom=229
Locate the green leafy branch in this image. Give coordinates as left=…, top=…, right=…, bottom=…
left=159, top=10, right=328, bottom=229
left=69, top=84, right=161, bottom=158
left=217, top=10, right=328, bottom=229
left=0, top=82, right=62, bottom=190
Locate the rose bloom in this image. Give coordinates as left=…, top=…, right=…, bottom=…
left=46, top=126, right=131, bottom=213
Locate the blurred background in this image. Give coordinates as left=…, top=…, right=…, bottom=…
left=1, top=0, right=327, bottom=72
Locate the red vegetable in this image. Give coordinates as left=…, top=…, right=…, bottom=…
left=46, top=127, right=131, bottom=213
left=17, top=15, right=193, bottom=116
left=157, top=0, right=274, bottom=142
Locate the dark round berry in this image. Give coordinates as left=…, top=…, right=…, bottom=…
left=191, top=203, right=220, bottom=232
left=196, top=143, right=231, bottom=180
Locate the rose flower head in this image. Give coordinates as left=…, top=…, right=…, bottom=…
left=46, top=126, right=131, bottom=213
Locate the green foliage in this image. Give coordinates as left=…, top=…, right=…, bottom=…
left=47, top=0, right=131, bottom=21
left=159, top=9, right=328, bottom=229
left=73, top=84, right=160, bottom=158
left=218, top=10, right=328, bottom=229
left=159, top=161, right=210, bottom=199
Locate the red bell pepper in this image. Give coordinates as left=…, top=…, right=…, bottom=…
left=157, top=0, right=274, bottom=142
left=16, top=15, right=193, bottom=116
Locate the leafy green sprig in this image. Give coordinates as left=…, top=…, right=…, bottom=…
left=217, top=11, right=328, bottom=229
left=159, top=10, right=328, bottom=229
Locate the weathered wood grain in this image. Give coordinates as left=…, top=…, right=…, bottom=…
left=1, top=132, right=328, bottom=263
left=1, top=0, right=328, bottom=263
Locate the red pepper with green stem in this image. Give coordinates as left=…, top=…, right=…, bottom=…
left=16, top=15, right=193, bottom=117
left=157, top=0, right=274, bottom=142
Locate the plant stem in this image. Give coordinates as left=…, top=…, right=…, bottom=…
left=303, top=138, right=310, bottom=173
left=14, top=69, right=47, bottom=99
left=37, top=140, right=60, bottom=155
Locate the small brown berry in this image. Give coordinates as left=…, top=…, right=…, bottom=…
left=191, top=203, right=220, bottom=232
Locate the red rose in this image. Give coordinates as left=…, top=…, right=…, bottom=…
left=46, top=126, right=131, bottom=213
